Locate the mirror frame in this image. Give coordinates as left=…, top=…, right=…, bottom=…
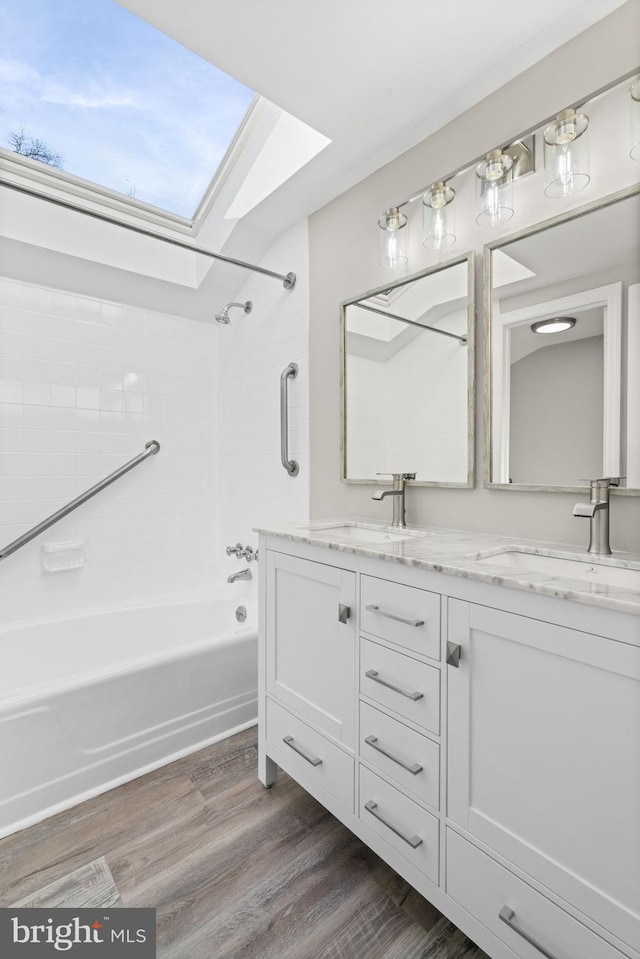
left=340, top=250, right=476, bottom=488
left=483, top=184, right=640, bottom=495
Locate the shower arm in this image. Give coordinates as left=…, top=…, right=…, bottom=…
left=0, top=178, right=296, bottom=290
left=0, top=441, right=160, bottom=562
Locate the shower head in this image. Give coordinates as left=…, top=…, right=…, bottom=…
left=214, top=300, right=252, bottom=324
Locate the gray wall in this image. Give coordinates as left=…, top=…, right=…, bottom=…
left=308, top=1, right=640, bottom=552
left=509, top=337, right=603, bottom=487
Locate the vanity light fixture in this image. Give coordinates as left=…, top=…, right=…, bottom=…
left=544, top=108, right=590, bottom=197
left=475, top=149, right=514, bottom=226
left=423, top=181, right=456, bottom=249
left=531, top=316, right=577, bottom=334
left=630, top=77, right=640, bottom=160
left=378, top=207, right=408, bottom=268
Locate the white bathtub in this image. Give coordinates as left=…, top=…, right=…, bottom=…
left=0, top=596, right=258, bottom=838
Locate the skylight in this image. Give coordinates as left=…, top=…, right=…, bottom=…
left=0, top=0, right=255, bottom=217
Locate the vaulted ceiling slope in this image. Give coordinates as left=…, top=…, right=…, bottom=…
left=117, top=0, right=629, bottom=230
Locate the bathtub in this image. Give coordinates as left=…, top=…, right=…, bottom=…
left=0, top=596, right=258, bottom=838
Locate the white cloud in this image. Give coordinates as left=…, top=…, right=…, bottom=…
left=41, top=80, right=136, bottom=110
left=0, top=57, right=41, bottom=90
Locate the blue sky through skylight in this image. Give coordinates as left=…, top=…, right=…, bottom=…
left=0, top=0, right=255, bottom=216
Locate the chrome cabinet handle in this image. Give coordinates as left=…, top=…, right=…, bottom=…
left=338, top=603, right=351, bottom=624
left=365, top=735, right=423, bottom=775
left=280, top=363, right=299, bottom=476
left=282, top=735, right=322, bottom=767
left=365, top=669, right=424, bottom=701
left=499, top=906, right=559, bottom=959
left=365, top=604, right=424, bottom=628
left=364, top=800, right=422, bottom=849
left=446, top=641, right=461, bottom=668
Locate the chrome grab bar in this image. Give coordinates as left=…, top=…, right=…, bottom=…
left=0, top=440, right=161, bottom=562
left=280, top=362, right=299, bottom=476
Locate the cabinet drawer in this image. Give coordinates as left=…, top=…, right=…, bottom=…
left=360, top=638, right=440, bottom=734
left=360, top=575, right=440, bottom=659
left=447, top=830, right=625, bottom=959
left=359, top=702, right=440, bottom=810
left=266, top=698, right=354, bottom=811
left=359, top=765, right=439, bottom=884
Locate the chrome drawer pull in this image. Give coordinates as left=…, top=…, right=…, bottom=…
left=365, top=669, right=424, bottom=701
left=282, top=735, right=322, bottom=767
left=365, top=604, right=424, bottom=628
left=365, top=735, right=423, bottom=775
left=499, top=906, right=559, bottom=959
left=364, top=800, right=422, bottom=849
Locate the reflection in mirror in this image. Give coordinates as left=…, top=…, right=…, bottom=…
left=487, top=188, right=640, bottom=491
left=342, top=254, right=474, bottom=486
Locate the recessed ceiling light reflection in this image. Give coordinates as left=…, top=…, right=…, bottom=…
left=530, top=316, right=577, bottom=334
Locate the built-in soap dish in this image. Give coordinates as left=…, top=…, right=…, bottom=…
left=41, top=540, right=85, bottom=572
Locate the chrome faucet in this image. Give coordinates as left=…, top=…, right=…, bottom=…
left=227, top=568, right=252, bottom=583
left=372, top=472, right=416, bottom=528
left=573, top=477, right=620, bottom=555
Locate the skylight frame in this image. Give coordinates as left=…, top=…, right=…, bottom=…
left=0, top=93, right=262, bottom=236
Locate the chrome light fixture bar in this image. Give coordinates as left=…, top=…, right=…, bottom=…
left=543, top=108, right=590, bottom=197
left=375, top=69, right=635, bottom=267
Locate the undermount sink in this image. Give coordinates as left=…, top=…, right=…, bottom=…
left=473, top=548, right=640, bottom=592
left=304, top=524, right=424, bottom=545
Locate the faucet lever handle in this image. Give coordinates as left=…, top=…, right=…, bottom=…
left=579, top=476, right=623, bottom=487
left=375, top=472, right=416, bottom=481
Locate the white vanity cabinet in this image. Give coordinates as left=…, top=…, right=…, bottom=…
left=261, top=548, right=357, bottom=813
left=258, top=531, right=640, bottom=959
left=447, top=599, right=640, bottom=959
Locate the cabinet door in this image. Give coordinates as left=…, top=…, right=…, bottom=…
left=266, top=550, right=356, bottom=748
left=447, top=599, right=640, bottom=954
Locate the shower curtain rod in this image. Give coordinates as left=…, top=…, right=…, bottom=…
left=0, top=178, right=296, bottom=289
left=353, top=301, right=467, bottom=344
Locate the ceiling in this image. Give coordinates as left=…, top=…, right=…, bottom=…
left=1, top=0, right=631, bottom=316
left=117, top=0, right=628, bottom=238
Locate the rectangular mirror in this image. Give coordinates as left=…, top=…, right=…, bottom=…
left=341, top=252, right=475, bottom=486
left=485, top=187, right=640, bottom=492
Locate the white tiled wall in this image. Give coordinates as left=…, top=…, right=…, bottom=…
left=218, top=219, right=310, bottom=584
left=0, top=276, right=219, bottom=624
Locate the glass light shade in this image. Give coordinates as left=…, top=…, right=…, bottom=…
left=378, top=207, right=408, bottom=268
left=631, top=77, right=640, bottom=161
left=476, top=150, right=514, bottom=226
left=423, top=181, right=456, bottom=248
left=544, top=109, right=590, bottom=198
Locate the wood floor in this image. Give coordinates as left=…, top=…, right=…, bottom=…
left=0, top=727, right=487, bottom=958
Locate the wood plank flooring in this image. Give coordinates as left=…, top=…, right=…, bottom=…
left=0, top=726, right=487, bottom=958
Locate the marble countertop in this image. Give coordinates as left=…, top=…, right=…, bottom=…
left=255, top=518, right=640, bottom=616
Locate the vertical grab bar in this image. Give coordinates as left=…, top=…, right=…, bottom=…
left=280, top=362, right=300, bottom=476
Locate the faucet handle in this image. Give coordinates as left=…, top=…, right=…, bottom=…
left=375, top=472, right=416, bottom=481
left=579, top=476, right=624, bottom=492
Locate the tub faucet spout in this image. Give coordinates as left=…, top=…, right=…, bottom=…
left=227, top=568, right=252, bottom=583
